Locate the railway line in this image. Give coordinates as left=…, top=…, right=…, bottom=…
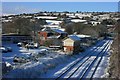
left=79, top=40, right=111, bottom=79
left=54, top=40, right=112, bottom=80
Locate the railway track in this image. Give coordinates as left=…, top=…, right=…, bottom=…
left=90, top=40, right=112, bottom=78
left=54, top=40, right=110, bottom=80
left=79, top=40, right=111, bottom=79
left=66, top=40, right=110, bottom=79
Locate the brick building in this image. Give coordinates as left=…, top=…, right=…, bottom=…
left=63, top=35, right=81, bottom=54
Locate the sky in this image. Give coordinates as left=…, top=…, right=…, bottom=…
left=2, top=2, right=118, bottom=15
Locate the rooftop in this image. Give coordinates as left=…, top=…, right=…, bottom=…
left=52, top=29, right=67, bottom=34
left=76, top=34, right=91, bottom=38
left=71, top=19, right=87, bottom=23
left=68, top=35, right=81, bottom=41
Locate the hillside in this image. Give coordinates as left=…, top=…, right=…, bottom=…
left=108, top=19, right=120, bottom=79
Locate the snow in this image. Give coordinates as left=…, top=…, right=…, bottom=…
left=40, top=40, right=106, bottom=78
left=93, top=40, right=113, bottom=78
left=43, top=24, right=61, bottom=28
left=5, top=62, right=12, bottom=67
left=52, top=29, right=67, bottom=34
left=46, top=20, right=62, bottom=23
left=76, top=34, right=91, bottom=38
left=35, top=16, right=57, bottom=19
left=2, top=39, right=113, bottom=78
left=2, top=20, right=12, bottom=22
left=2, top=43, right=70, bottom=78
left=2, top=43, right=25, bottom=64
left=71, top=19, right=87, bottom=23
left=68, top=35, right=81, bottom=41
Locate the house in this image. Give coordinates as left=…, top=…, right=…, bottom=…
left=63, top=35, right=81, bottom=54
left=51, top=29, right=68, bottom=39
left=38, top=28, right=67, bottom=45
left=38, top=27, right=53, bottom=44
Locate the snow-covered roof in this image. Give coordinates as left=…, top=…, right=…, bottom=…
left=46, top=20, right=63, bottom=25
left=66, top=13, right=74, bottom=16
left=76, top=34, right=91, bottom=38
left=2, top=13, right=15, bottom=16
left=69, top=16, right=76, bottom=18
left=41, top=27, right=51, bottom=32
left=52, top=29, right=67, bottom=34
left=35, top=16, right=57, bottom=19
left=59, top=28, right=65, bottom=31
left=68, top=35, right=81, bottom=41
left=47, top=35, right=61, bottom=39
left=113, top=18, right=120, bottom=20
left=2, top=20, right=12, bottom=22
left=98, top=14, right=110, bottom=17
left=106, top=25, right=114, bottom=27
left=43, top=25, right=60, bottom=28
left=71, top=19, right=87, bottom=23
left=75, top=13, right=92, bottom=17
left=22, top=16, right=32, bottom=18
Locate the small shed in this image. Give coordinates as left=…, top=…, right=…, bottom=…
left=63, top=35, right=81, bottom=54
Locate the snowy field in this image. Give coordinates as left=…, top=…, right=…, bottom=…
left=2, top=39, right=113, bottom=79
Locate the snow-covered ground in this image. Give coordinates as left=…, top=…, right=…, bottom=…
left=2, top=39, right=113, bottom=78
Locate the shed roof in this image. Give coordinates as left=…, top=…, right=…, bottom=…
left=68, top=35, right=81, bottom=41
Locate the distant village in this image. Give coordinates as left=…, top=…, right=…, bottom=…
left=1, top=11, right=119, bottom=54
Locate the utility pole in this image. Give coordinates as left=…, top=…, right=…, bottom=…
left=31, top=19, right=36, bottom=42
left=34, top=22, right=35, bottom=42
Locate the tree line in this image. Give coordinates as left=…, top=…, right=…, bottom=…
left=2, top=18, right=46, bottom=35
